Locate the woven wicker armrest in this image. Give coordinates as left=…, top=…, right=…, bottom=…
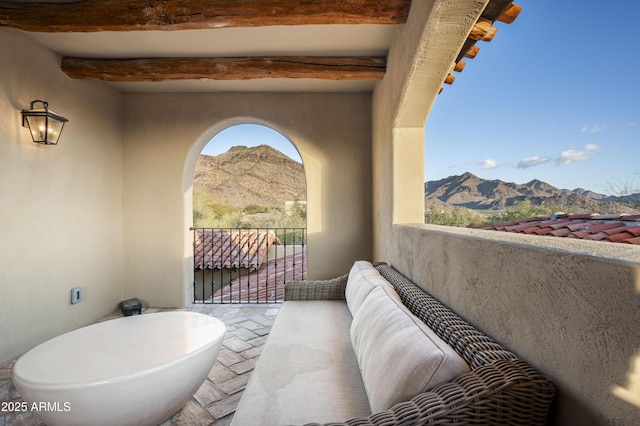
left=309, top=358, right=555, bottom=426
left=284, top=274, right=349, bottom=301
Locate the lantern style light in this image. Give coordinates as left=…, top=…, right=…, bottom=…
left=21, top=100, right=68, bottom=145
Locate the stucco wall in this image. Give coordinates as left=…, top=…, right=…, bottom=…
left=0, top=29, right=125, bottom=364
left=386, top=224, right=640, bottom=426
left=372, top=0, right=488, bottom=250
left=372, top=0, right=640, bottom=424
left=121, top=92, right=372, bottom=307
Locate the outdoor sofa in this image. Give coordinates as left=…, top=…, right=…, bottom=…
left=231, top=260, right=555, bottom=425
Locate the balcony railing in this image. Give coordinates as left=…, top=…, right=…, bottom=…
left=192, top=227, right=306, bottom=304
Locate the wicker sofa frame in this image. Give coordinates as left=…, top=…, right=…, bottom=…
left=284, top=263, right=555, bottom=426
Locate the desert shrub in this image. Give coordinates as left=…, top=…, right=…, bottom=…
left=486, top=200, right=556, bottom=223
left=244, top=204, right=270, bottom=214
left=272, top=201, right=307, bottom=229
left=193, top=189, right=242, bottom=227
left=194, top=189, right=308, bottom=230
left=424, top=204, right=485, bottom=227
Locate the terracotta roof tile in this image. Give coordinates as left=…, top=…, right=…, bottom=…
left=585, top=232, right=610, bottom=241
left=193, top=229, right=281, bottom=270
left=606, top=232, right=636, bottom=243
left=565, top=213, right=593, bottom=219
left=481, top=214, right=640, bottom=245
left=549, top=228, right=572, bottom=237
left=626, top=227, right=640, bottom=236
left=210, top=250, right=306, bottom=303
left=584, top=222, right=626, bottom=233
left=548, top=220, right=573, bottom=230
left=565, top=221, right=588, bottom=232
left=532, top=227, right=555, bottom=236
left=601, top=226, right=632, bottom=236
left=511, top=223, right=538, bottom=232
left=568, top=231, right=590, bottom=238
left=523, top=226, right=543, bottom=234
left=593, top=214, right=624, bottom=220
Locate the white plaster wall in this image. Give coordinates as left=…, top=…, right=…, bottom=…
left=121, top=92, right=372, bottom=308
left=0, top=29, right=125, bottom=364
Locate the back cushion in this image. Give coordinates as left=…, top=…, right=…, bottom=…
left=345, top=261, right=398, bottom=316
left=351, top=285, right=470, bottom=412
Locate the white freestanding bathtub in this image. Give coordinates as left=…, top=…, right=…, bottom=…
left=12, top=311, right=226, bottom=426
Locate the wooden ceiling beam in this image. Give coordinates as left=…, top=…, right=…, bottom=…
left=446, top=0, right=522, bottom=93
left=468, top=18, right=497, bottom=42
left=496, top=3, right=522, bottom=24
left=60, top=56, right=387, bottom=82
left=0, top=0, right=412, bottom=32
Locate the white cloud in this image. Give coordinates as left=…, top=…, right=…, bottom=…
left=557, top=144, right=600, bottom=166
left=580, top=123, right=608, bottom=134
left=478, top=159, right=502, bottom=169
left=517, top=156, right=552, bottom=169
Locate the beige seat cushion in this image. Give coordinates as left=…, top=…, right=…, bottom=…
left=351, top=284, right=471, bottom=412
left=231, top=300, right=370, bottom=426
left=345, top=260, right=399, bottom=315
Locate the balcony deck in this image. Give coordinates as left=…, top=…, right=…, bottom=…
left=0, top=303, right=281, bottom=426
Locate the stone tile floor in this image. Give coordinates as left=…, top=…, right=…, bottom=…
left=0, top=303, right=281, bottom=426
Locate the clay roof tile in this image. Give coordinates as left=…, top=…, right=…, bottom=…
left=483, top=214, right=640, bottom=245
left=532, top=227, right=555, bottom=236
left=583, top=222, right=626, bottom=233
left=626, top=227, right=640, bottom=236
left=568, top=231, right=590, bottom=238
left=566, top=213, right=594, bottom=220
left=549, top=228, right=572, bottom=237
left=585, top=232, right=610, bottom=241
left=566, top=222, right=588, bottom=231
left=606, top=232, right=636, bottom=243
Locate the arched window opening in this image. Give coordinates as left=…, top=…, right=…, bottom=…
left=192, top=124, right=307, bottom=304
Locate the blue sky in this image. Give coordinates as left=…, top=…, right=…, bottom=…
left=425, top=0, right=639, bottom=194
left=201, top=124, right=303, bottom=163
left=203, top=0, right=639, bottom=195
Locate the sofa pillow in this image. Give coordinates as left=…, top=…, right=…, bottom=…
left=351, top=284, right=470, bottom=412
left=345, top=261, right=399, bottom=316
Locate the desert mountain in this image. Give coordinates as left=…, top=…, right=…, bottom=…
left=425, top=172, right=640, bottom=213
left=195, top=145, right=638, bottom=215
left=194, top=145, right=306, bottom=209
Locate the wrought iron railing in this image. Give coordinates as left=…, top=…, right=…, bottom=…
left=191, top=227, right=306, bottom=304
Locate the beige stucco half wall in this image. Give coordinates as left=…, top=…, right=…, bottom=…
left=121, top=92, right=373, bottom=308
left=384, top=225, right=640, bottom=425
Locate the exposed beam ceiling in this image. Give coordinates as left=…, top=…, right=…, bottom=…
left=61, top=56, right=387, bottom=82
left=0, top=0, right=408, bottom=86
left=0, top=0, right=521, bottom=91
left=0, top=0, right=411, bottom=32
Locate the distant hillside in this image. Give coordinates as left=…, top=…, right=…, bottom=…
left=425, top=172, right=640, bottom=214
left=194, top=145, right=306, bottom=209
left=196, top=149, right=639, bottom=216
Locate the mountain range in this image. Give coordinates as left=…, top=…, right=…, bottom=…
left=194, top=146, right=639, bottom=215
left=425, top=172, right=640, bottom=214
left=194, top=144, right=306, bottom=209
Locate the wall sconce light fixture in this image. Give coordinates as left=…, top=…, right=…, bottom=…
left=21, top=100, right=68, bottom=145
